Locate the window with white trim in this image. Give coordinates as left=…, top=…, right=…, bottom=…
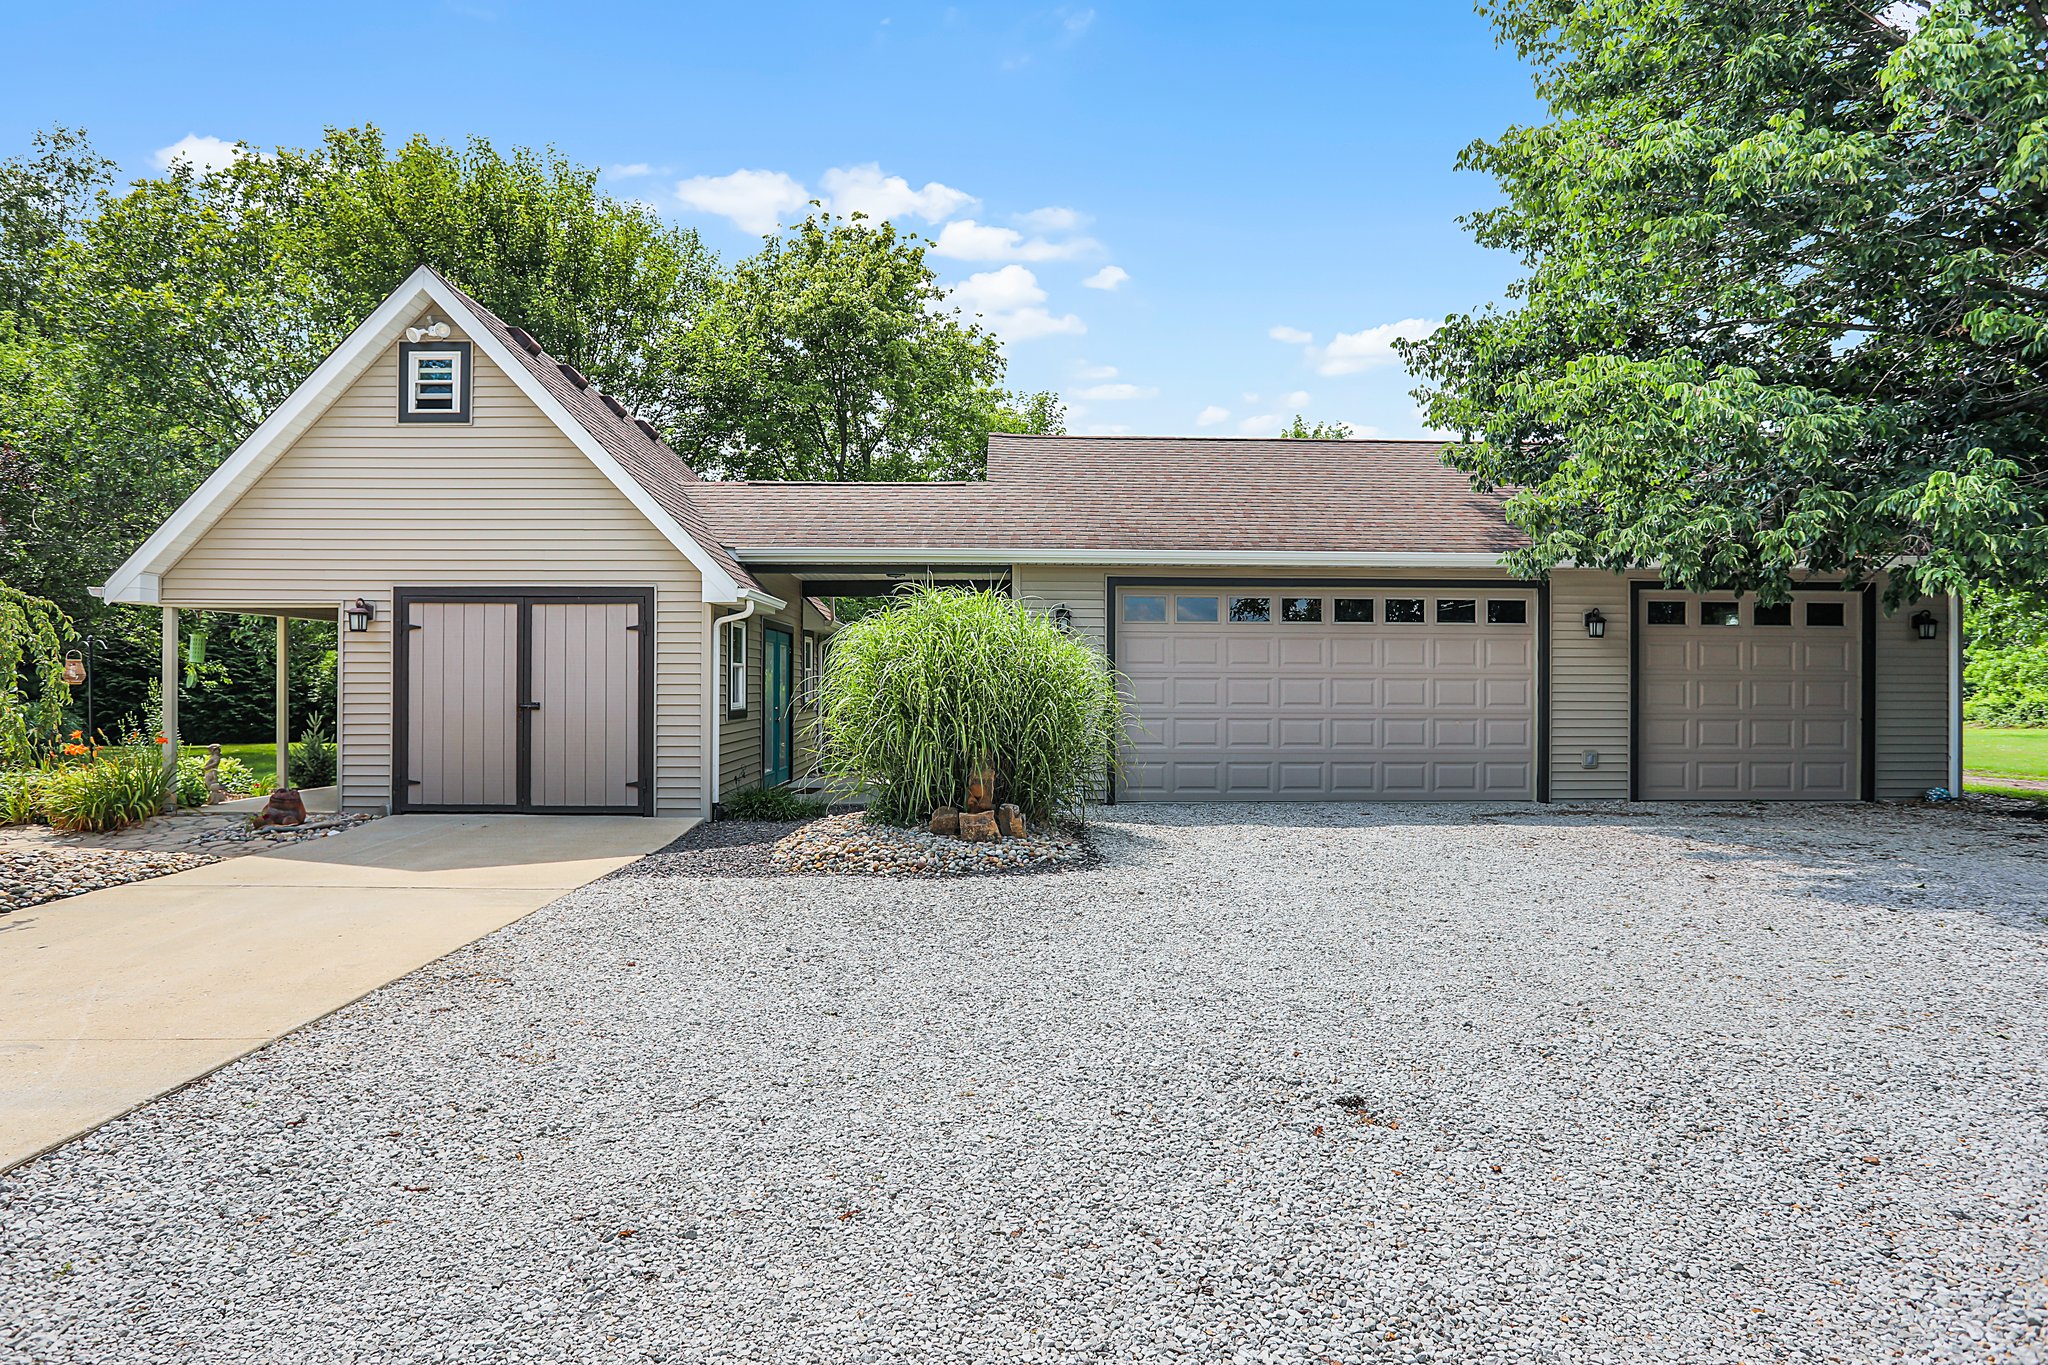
left=398, top=341, right=472, bottom=423
left=727, top=620, right=749, bottom=716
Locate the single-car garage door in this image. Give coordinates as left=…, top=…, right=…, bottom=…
left=1118, top=586, right=1537, bottom=801
left=397, top=588, right=652, bottom=814
left=1636, top=591, right=1863, bottom=800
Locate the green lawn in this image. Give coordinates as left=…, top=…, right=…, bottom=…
left=214, top=741, right=279, bottom=790
left=1965, top=726, right=2048, bottom=781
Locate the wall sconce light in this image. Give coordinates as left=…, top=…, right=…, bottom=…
left=1911, top=609, right=1938, bottom=640
left=1050, top=603, right=1074, bottom=632
left=1583, top=607, right=1607, bottom=639
left=345, top=598, right=376, bottom=633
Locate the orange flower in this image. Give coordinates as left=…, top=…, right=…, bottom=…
left=155, top=735, right=169, bottom=745
left=62, top=743, right=86, bottom=756
left=69, top=730, right=82, bottom=741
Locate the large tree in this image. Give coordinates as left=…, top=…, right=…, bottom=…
left=1403, top=0, right=2048, bottom=603
left=671, top=212, right=1057, bottom=480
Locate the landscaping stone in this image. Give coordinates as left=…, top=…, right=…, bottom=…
left=965, top=765, right=996, bottom=812
left=769, top=810, right=1089, bottom=876
left=957, top=808, right=999, bottom=842
left=0, top=848, right=217, bottom=914
left=927, top=805, right=960, bottom=836
left=996, top=802, right=1026, bottom=838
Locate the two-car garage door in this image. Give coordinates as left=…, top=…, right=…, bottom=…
left=1118, top=586, right=1537, bottom=801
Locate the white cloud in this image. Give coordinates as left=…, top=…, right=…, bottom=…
left=1082, top=265, right=1129, bottom=291
left=1311, top=318, right=1440, bottom=376
left=950, top=264, right=1046, bottom=314
left=1195, top=405, right=1230, bottom=427
left=1238, top=413, right=1284, bottom=436
left=821, top=163, right=977, bottom=223
left=1019, top=206, right=1086, bottom=232
left=152, top=134, right=243, bottom=175
left=607, top=163, right=653, bottom=178
left=932, top=218, right=1099, bottom=262
left=1061, top=7, right=1097, bottom=37
left=1242, top=392, right=1262, bottom=403
left=1282, top=390, right=1311, bottom=406
left=1075, top=362, right=1118, bottom=380
left=1074, top=382, right=1158, bottom=400
left=948, top=265, right=1084, bottom=340
left=674, top=168, right=810, bottom=234
left=1268, top=325, right=1313, bottom=345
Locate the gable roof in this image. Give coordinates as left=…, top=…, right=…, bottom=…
left=98, top=266, right=759, bottom=607
left=691, top=434, right=1524, bottom=565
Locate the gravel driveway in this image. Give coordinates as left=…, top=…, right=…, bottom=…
left=4, top=802, right=2046, bottom=1364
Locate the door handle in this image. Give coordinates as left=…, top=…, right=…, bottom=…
left=519, top=701, right=542, bottom=711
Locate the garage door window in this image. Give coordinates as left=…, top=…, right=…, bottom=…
left=1486, top=599, right=1527, bottom=625
left=1385, top=598, right=1425, bottom=623
left=1646, top=601, right=1685, bottom=625
left=1123, top=594, right=1167, bottom=622
left=1754, top=603, right=1792, bottom=626
left=1807, top=601, right=1845, bottom=627
left=1281, top=596, right=1322, bottom=623
left=1436, top=598, right=1477, bottom=624
left=1334, top=597, right=1375, bottom=623
left=1702, top=602, right=1741, bottom=627
left=1230, top=597, right=1271, bottom=622
left=1174, top=595, right=1219, bottom=622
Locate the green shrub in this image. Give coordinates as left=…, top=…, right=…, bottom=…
left=816, top=587, right=1123, bottom=824
left=1964, top=640, right=2048, bottom=727
left=722, top=784, right=827, bottom=821
left=0, top=769, right=47, bottom=825
left=173, top=753, right=259, bottom=807
left=39, top=745, right=171, bottom=832
left=289, top=715, right=338, bottom=789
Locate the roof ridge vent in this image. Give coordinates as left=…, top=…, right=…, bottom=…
left=507, top=326, right=543, bottom=356
left=557, top=361, right=589, bottom=389
left=633, top=416, right=661, bottom=441
left=599, top=392, right=629, bottom=419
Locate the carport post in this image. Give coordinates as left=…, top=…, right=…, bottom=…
left=275, top=616, right=291, bottom=791
left=160, top=606, right=179, bottom=812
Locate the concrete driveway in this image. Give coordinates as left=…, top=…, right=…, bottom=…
left=0, top=813, right=691, bottom=1171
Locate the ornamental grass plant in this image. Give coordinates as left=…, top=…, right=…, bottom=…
left=39, top=740, right=171, bottom=833
left=816, top=587, right=1123, bottom=825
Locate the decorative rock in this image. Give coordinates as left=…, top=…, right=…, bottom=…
left=965, top=765, right=997, bottom=813
left=928, top=806, right=960, bottom=836
left=253, top=789, right=307, bottom=828
left=957, top=809, right=999, bottom=842
left=766, top=810, right=1088, bottom=878
left=996, top=803, right=1026, bottom=838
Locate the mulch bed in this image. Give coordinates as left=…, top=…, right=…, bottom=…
left=612, top=810, right=1099, bottom=880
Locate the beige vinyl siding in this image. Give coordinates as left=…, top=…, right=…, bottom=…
left=714, top=576, right=828, bottom=799
left=158, top=317, right=709, bottom=817
left=1547, top=570, right=1631, bottom=799
left=1874, top=590, right=1953, bottom=798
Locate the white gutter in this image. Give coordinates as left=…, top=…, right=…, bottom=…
left=727, top=548, right=1513, bottom=568
left=707, top=590, right=771, bottom=812
left=1949, top=591, right=1965, bottom=793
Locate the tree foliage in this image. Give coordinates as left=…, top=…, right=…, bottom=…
left=671, top=213, right=1053, bottom=479
left=1403, top=0, right=2048, bottom=603
left=1281, top=415, right=1356, bottom=439
left=0, top=582, right=72, bottom=765
left=1964, top=588, right=2048, bottom=725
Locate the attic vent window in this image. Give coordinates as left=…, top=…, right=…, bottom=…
left=398, top=340, right=472, bottom=424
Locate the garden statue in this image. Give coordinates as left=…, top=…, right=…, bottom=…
left=202, top=744, right=228, bottom=805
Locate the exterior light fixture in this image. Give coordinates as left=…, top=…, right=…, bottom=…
left=1911, top=609, right=1938, bottom=640
left=345, top=597, right=376, bottom=633
left=1583, top=607, right=1607, bottom=639
left=1050, top=603, right=1074, bottom=631
left=404, top=319, right=452, bottom=344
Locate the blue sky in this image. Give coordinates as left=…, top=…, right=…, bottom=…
left=4, top=2, right=1542, bottom=440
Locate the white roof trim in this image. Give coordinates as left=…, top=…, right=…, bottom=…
left=730, top=547, right=1514, bottom=569
left=99, top=266, right=746, bottom=606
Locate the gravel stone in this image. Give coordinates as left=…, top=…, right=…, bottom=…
left=0, top=847, right=217, bottom=913
left=770, top=810, right=1091, bottom=876
left=3, top=800, right=2045, bottom=1363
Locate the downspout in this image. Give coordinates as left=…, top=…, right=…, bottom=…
left=1949, top=591, right=1965, bottom=794
left=707, top=595, right=760, bottom=815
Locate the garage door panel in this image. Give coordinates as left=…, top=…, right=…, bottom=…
left=1119, top=586, right=1536, bottom=801
left=1637, top=591, right=1861, bottom=800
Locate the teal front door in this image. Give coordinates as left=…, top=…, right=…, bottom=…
left=763, top=625, right=793, bottom=787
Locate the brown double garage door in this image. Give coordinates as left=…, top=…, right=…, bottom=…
left=1118, top=585, right=1539, bottom=801
left=396, top=589, right=652, bottom=814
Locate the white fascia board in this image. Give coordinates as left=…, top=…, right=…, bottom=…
left=731, top=547, right=1513, bottom=569
left=103, top=266, right=748, bottom=607
left=738, top=585, right=788, bottom=612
